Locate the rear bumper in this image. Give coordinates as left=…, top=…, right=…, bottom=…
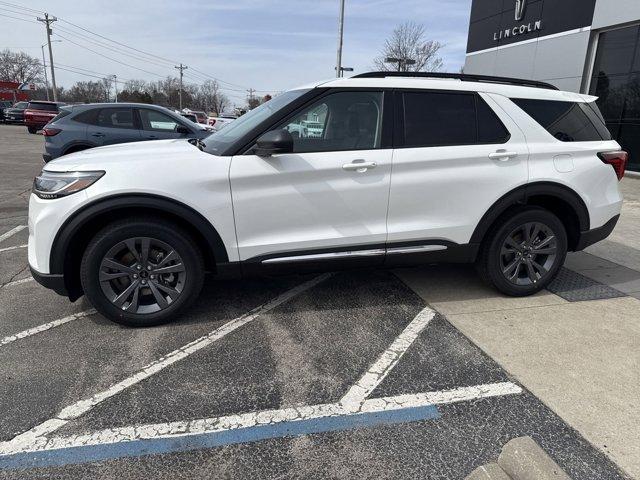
left=30, top=266, right=68, bottom=297
left=575, top=215, right=619, bottom=251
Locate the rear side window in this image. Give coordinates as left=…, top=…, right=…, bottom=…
left=511, top=99, right=612, bottom=142
left=50, top=109, right=72, bottom=123
left=96, top=108, right=135, bottom=129
left=27, top=102, right=58, bottom=112
left=402, top=92, right=509, bottom=148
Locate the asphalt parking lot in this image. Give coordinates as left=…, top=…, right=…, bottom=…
left=0, top=124, right=638, bottom=479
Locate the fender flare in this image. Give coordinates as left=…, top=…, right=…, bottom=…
left=50, top=194, right=229, bottom=274
left=470, top=182, right=590, bottom=245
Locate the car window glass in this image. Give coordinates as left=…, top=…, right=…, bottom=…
left=96, top=108, right=135, bottom=129
left=477, top=97, right=510, bottom=144
left=403, top=92, right=477, bottom=147
left=28, top=102, right=58, bottom=112
left=512, top=99, right=608, bottom=142
left=14, top=102, right=28, bottom=109
left=279, top=91, right=383, bottom=153
left=140, top=109, right=183, bottom=132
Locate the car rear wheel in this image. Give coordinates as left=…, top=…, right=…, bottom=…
left=476, top=207, right=567, bottom=296
left=80, top=219, right=205, bottom=327
left=27, top=126, right=37, bottom=134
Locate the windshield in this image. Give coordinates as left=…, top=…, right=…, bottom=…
left=203, top=89, right=310, bottom=155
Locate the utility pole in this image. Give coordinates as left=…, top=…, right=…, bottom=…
left=175, top=64, right=187, bottom=110
left=247, top=88, right=256, bottom=107
left=112, top=75, right=118, bottom=102
left=37, top=13, right=58, bottom=102
left=335, top=0, right=345, bottom=77
left=40, top=43, right=50, bottom=101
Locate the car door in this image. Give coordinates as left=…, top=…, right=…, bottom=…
left=138, top=108, right=192, bottom=140
left=230, top=90, right=393, bottom=268
left=86, top=107, right=141, bottom=146
left=386, top=90, right=529, bottom=259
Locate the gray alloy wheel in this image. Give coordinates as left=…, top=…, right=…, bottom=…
left=98, top=237, right=186, bottom=314
left=500, top=221, right=558, bottom=286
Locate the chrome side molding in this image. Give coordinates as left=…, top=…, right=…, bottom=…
left=386, top=245, right=448, bottom=255
left=261, top=244, right=448, bottom=264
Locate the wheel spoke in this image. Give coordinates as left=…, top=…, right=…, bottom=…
left=525, top=259, right=538, bottom=283
left=124, top=239, right=141, bottom=263
left=531, top=259, right=548, bottom=276
left=503, top=258, right=520, bottom=279
left=534, top=235, right=555, bottom=250
left=529, top=224, right=541, bottom=246
left=140, top=238, right=151, bottom=265
left=532, top=247, right=556, bottom=255
left=505, top=237, right=522, bottom=251
left=126, top=286, right=140, bottom=312
left=523, top=224, right=532, bottom=243
left=113, top=280, right=140, bottom=307
left=99, top=271, right=129, bottom=282
left=155, top=250, right=178, bottom=268
left=153, top=263, right=185, bottom=275
left=148, top=281, right=169, bottom=309
left=154, top=282, right=181, bottom=300
left=102, top=258, right=137, bottom=275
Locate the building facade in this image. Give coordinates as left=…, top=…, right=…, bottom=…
left=464, top=0, right=640, bottom=172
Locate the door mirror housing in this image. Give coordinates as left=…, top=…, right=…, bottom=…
left=254, top=129, right=293, bottom=156
left=176, top=125, right=190, bottom=135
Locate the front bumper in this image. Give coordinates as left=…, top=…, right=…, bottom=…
left=29, top=266, right=68, bottom=297
left=575, top=215, right=619, bottom=251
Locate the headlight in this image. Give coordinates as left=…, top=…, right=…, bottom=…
left=33, top=171, right=105, bottom=199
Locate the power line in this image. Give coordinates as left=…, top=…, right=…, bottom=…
left=0, top=1, right=44, bottom=15
left=0, top=12, right=39, bottom=24
left=0, top=5, right=36, bottom=18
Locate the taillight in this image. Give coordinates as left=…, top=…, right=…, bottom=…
left=598, top=151, right=628, bottom=181
left=208, top=119, right=216, bottom=126
left=42, top=128, right=61, bottom=137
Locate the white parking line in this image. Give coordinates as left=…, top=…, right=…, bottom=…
left=0, top=225, right=26, bottom=243
left=0, top=310, right=97, bottom=347
left=3, top=277, right=34, bottom=288
left=0, top=244, right=27, bottom=253
left=340, top=306, right=436, bottom=406
left=1, top=273, right=332, bottom=452
left=0, top=382, right=522, bottom=457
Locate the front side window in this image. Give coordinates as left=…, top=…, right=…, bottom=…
left=279, top=91, right=383, bottom=153
left=139, top=109, right=185, bottom=132
left=96, top=108, right=135, bottom=129
left=512, top=98, right=611, bottom=142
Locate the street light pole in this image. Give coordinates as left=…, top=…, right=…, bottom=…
left=112, top=75, right=118, bottom=102
left=175, top=64, right=187, bottom=110
left=336, top=0, right=345, bottom=77
left=40, top=44, right=50, bottom=101
left=37, top=13, right=58, bottom=102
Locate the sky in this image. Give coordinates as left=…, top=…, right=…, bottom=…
left=0, top=0, right=472, bottom=105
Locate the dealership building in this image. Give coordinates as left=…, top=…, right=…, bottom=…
left=464, top=0, right=640, bottom=172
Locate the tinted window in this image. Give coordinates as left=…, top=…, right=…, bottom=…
left=73, top=109, right=99, bottom=125
left=13, top=102, right=28, bottom=109
left=279, top=91, right=383, bottom=153
left=404, top=92, right=476, bottom=147
left=139, top=109, right=184, bottom=132
left=50, top=109, right=72, bottom=123
left=477, top=97, right=510, bottom=143
left=27, top=102, right=58, bottom=112
left=512, top=98, right=610, bottom=142
left=96, top=108, right=135, bottom=129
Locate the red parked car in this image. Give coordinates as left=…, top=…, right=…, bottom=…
left=24, top=101, right=65, bottom=134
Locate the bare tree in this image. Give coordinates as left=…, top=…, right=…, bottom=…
left=374, top=22, right=443, bottom=72
left=0, top=49, right=43, bottom=83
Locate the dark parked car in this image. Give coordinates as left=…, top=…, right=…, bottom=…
left=3, top=101, right=29, bottom=124
left=42, top=103, right=213, bottom=162
left=0, top=100, right=13, bottom=123
left=24, top=101, right=66, bottom=133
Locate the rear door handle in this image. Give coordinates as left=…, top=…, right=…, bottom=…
left=489, top=150, right=518, bottom=161
left=342, top=160, right=377, bottom=172
left=147, top=135, right=158, bottom=140
left=91, top=132, right=105, bottom=138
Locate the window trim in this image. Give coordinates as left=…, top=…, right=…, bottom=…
left=242, top=88, right=394, bottom=155
left=394, top=88, right=511, bottom=149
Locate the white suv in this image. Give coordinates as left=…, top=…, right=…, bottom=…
left=28, top=72, right=626, bottom=327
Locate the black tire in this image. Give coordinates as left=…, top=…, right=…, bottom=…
left=80, top=218, right=205, bottom=327
left=64, top=145, right=91, bottom=155
left=27, top=126, right=38, bottom=134
left=476, top=207, right=567, bottom=296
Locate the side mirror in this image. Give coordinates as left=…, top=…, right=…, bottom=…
left=176, top=125, right=190, bottom=135
left=254, top=129, right=293, bottom=156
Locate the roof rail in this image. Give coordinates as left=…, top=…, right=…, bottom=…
left=350, top=71, right=559, bottom=91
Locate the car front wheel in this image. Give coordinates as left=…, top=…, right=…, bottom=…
left=476, top=207, right=567, bottom=296
left=81, top=219, right=205, bottom=327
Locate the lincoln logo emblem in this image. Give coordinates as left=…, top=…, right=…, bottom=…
left=515, top=0, right=526, bottom=21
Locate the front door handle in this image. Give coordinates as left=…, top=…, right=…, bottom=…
left=343, top=160, right=377, bottom=172
left=489, top=150, right=518, bottom=161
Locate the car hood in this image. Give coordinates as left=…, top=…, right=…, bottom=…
left=44, top=139, right=201, bottom=172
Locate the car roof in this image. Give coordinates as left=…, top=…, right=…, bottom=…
left=309, top=75, right=594, bottom=103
